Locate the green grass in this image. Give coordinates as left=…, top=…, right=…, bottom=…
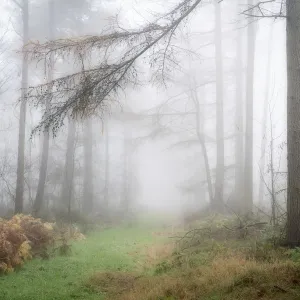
left=3, top=216, right=300, bottom=300
left=0, top=226, right=159, bottom=300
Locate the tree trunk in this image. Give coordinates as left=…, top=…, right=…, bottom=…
left=234, top=1, right=244, bottom=212
left=286, top=0, right=300, bottom=247
left=82, top=118, right=93, bottom=214
left=15, top=0, right=29, bottom=214
left=122, top=124, right=130, bottom=216
left=191, top=81, right=214, bottom=207
left=61, top=119, right=76, bottom=215
left=33, top=125, right=50, bottom=215
left=196, top=102, right=214, bottom=207
left=244, top=0, right=256, bottom=212
left=213, top=0, right=224, bottom=212
left=33, top=0, right=54, bottom=216
left=103, top=118, right=110, bottom=210
left=258, top=24, right=274, bottom=207
left=269, top=118, right=277, bottom=226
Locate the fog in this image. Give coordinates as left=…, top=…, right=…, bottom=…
left=0, top=0, right=287, bottom=225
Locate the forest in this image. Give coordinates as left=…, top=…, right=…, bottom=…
left=0, top=0, right=299, bottom=299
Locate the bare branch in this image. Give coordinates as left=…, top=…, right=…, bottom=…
left=24, top=0, right=204, bottom=135
left=242, top=0, right=286, bottom=19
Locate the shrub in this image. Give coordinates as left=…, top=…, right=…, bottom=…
left=0, top=214, right=87, bottom=274
left=8, top=215, right=54, bottom=257
left=287, top=247, right=300, bottom=262
left=0, top=218, right=29, bottom=273
left=155, top=260, right=173, bottom=275
left=0, top=214, right=54, bottom=273
left=51, top=223, right=85, bottom=257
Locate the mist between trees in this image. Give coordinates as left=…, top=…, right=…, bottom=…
left=0, top=0, right=298, bottom=246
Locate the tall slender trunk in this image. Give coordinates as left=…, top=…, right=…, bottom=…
left=82, top=118, right=93, bottom=214
left=234, top=2, right=244, bottom=211
left=286, top=0, right=300, bottom=247
left=61, top=119, right=76, bottom=215
left=103, top=119, right=110, bottom=209
left=15, top=0, right=29, bottom=214
left=269, top=117, right=277, bottom=225
left=258, top=24, right=274, bottom=207
left=27, top=109, right=34, bottom=207
left=199, top=86, right=208, bottom=206
left=213, top=0, right=224, bottom=212
left=27, top=137, right=33, bottom=207
left=194, top=89, right=214, bottom=206
left=122, top=125, right=130, bottom=215
left=244, top=0, right=256, bottom=212
left=186, top=34, right=213, bottom=208
left=33, top=0, right=54, bottom=216
left=188, top=76, right=214, bottom=206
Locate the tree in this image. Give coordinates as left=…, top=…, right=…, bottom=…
left=30, top=0, right=102, bottom=215
left=213, top=0, right=225, bottom=211
left=234, top=0, right=245, bottom=211
left=23, top=0, right=203, bottom=134
left=33, top=0, right=54, bottom=216
left=60, top=119, right=76, bottom=214
left=191, top=82, right=215, bottom=208
left=286, top=0, right=300, bottom=246
left=82, top=118, right=94, bottom=214
left=15, top=0, right=29, bottom=214
left=137, top=78, right=217, bottom=211
left=242, top=1, right=300, bottom=244
left=258, top=23, right=274, bottom=206
left=116, top=109, right=139, bottom=218
left=184, top=46, right=215, bottom=209
left=243, top=0, right=256, bottom=213
left=103, top=118, right=110, bottom=210
left=122, top=124, right=130, bottom=215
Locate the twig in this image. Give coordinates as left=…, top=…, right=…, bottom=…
left=273, top=285, right=288, bottom=293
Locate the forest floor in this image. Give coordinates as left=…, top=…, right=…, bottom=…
left=1, top=217, right=300, bottom=300
left=0, top=226, right=164, bottom=300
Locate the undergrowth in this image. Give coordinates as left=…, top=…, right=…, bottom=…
left=0, top=215, right=54, bottom=273
left=0, top=214, right=86, bottom=274
left=2, top=214, right=300, bottom=300
left=87, top=214, right=300, bottom=300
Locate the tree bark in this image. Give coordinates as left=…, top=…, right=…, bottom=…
left=286, top=0, right=300, bottom=247
left=33, top=0, right=54, bottom=216
left=244, top=0, right=256, bottom=213
left=213, top=0, right=224, bottom=212
left=82, top=118, right=94, bottom=214
left=15, top=0, right=29, bottom=214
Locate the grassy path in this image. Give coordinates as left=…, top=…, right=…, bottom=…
left=3, top=222, right=300, bottom=300
left=0, top=227, right=158, bottom=300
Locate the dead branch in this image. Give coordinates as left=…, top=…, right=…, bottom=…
left=24, top=0, right=204, bottom=135
left=242, top=0, right=286, bottom=19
